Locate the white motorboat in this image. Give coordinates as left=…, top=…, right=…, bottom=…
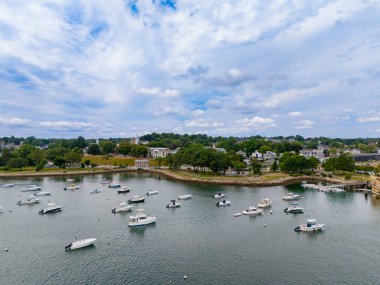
left=284, top=203, right=304, bottom=213
left=282, top=192, right=300, bottom=201
left=216, top=200, right=231, bottom=206
left=65, top=238, right=96, bottom=250
left=294, top=219, right=325, bottom=232
left=117, top=186, right=131, bottom=194
left=99, top=179, right=111, bottom=184
left=214, top=193, right=226, bottom=199
left=166, top=200, right=181, bottom=208
left=233, top=212, right=242, bottom=217
left=39, top=203, right=63, bottom=214
left=90, top=189, right=101, bottom=194
left=64, top=184, right=79, bottom=190
left=66, top=178, right=75, bottom=182
left=108, top=182, right=121, bottom=188
left=17, top=197, right=40, bottom=205
left=128, top=195, right=145, bottom=204
left=242, top=206, right=263, bottom=216
left=257, top=198, right=272, bottom=208
left=2, top=183, right=15, bottom=188
left=146, top=190, right=159, bottom=196
left=178, top=194, right=192, bottom=200
left=21, top=185, right=42, bottom=192
left=128, top=209, right=156, bottom=227
left=34, top=191, right=51, bottom=196
left=112, top=202, right=133, bottom=213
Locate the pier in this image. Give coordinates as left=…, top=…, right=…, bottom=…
left=302, top=181, right=369, bottom=193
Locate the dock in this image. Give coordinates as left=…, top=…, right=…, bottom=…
left=302, top=181, right=369, bottom=193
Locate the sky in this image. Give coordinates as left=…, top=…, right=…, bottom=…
left=0, top=0, right=380, bottom=139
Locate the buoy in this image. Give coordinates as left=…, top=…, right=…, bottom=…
left=107, top=242, right=110, bottom=245
left=184, top=275, right=188, bottom=280
left=264, top=224, right=267, bottom=227
left=4, top=248, right=8, bottom=252
left=270, top=211, right=273, bottom=214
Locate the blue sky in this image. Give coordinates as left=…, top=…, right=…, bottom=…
left=0, top=0, right=380, bottom=138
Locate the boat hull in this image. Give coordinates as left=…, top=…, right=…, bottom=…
left=39, top=206, right=62, bottom=214
left=128, top=217, right=156, bottom=227
left=66, top=238, right=96, bottom=250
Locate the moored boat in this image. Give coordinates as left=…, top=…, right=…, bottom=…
left=284, top=203, right=304, bottom=213
left=64, top=184, right=79, bottom=190
left=178, top=194, right=192, bottom=200
left=90, top=189, right=101, bottom=194
left=112, top=202, right=133, bottom=213
left=294, top=219, right=325, bottom=232
left=65, top=238, right=96, bottom=250
left=166, top=200, right=181, bottom=208
left=117, top=186, right=131, bottom=194
left=282, top=192, right=300, bottom=201
left=242, top=206, right=263, bottom=216
left=21, top=185, right=42, bottom=192
left=108, top=182, right=121, bottom=188
left=34, top=191, right=51, bottom=196
left=213, top=193, right=226, bottom=199
left=146, top=190, right=159, bottom=196
left=216, top=200, right=231, bottom=206
left=128, top=195, right=145, bottom=204
left=128, top=209, right=156, bottom=227
left=39, top=203, right=63, bottom=214
left=17, top=197, right=40, bottom=205
left=2, top=183, right=15, bottom=188
left=257, top=198, right=272, bottom=208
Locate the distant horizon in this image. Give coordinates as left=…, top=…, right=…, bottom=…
left=1, top=1, right=379, bottom=138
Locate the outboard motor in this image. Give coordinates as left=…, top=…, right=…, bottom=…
left=284, top=208, right=288, bottom=212
left=65, top=243, right=72, bottom=250
left=17, top=201, right=22, bottom=206
left=294, top=226, right=301, bottom=232
left=111, top=208, right=116, bottom=214
left=39, top=209, right=44, bottom=215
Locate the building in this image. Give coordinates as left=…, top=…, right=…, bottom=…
left=263, top=151, right=277, bottom=161
left=148, top=147, right=171, bottom=158
left=250, top=150, right=263, bottom=160
left=236, top=150, right=247, bottom=158
left=135, top=159, right=150, bottom=169
left=300, top=148, right=325, bottom=161
left=352, top=153, right=380, bottom=162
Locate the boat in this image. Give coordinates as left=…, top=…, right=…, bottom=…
left=34, top=191, right=51, bottom=196
left=294, top=219, right=325, bottom=232
left=112, top=202, right=133, bottom=213
left=146, top=190, right=159, bottom=196
left=166, top=200, right=181, bottom=208
left=21, top=185, right=42, bottom=192
left=370, top=175, right=380, bottom=197
left=117, top=186, right=131, bottom=194
left=233, top=212, right=242, bottom=217
left=17, top=197, right=40, bottom=205
left=242, top=206, right=263, bottom=216
left=66, top=178, right=75, bottom=182
left=127, top=195, right=145, bottom=204
left=99, top=179, right=111, bottom=184
left=213, top=193, right=226, bottom=199
left=90, top=189, right=101, bottom=194
left=282, top=192, right=300, bottom=201
left=64, top=184, right=79, bottom=190
left=108, top=182, right=121, bottom=188
left=284, top=203, right=304, bottom=213
left=39, top=203, right=63, bottom=214
left=178, top=194, right=192, bottom=200
left=257, top=198, right=272, bottom=208
left=0, top=206, right=3, bottom=213
left=216, top=200, right=231, bottom=206
left=2, top=183, right=15, bottom=188
left=65, top=238, right=96, bottom=250
left=128, top=209, right=156, bottom=227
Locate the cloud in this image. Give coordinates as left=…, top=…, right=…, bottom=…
left=0, top=117, right=31, bottom=126
left=137, top=87, right=180, bottom=97
left=236, top=116, right=276, bottom=129
left=294, top=120, right=314, bottom=129
left=288, top=111, right=302, bottom=117
left=39, top=121, right=95, bottom=129
left=358, top=114, right=380, bottom=122
left=192, top=109, right=205, bottom=116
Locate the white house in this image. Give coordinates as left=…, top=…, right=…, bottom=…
left=263, top=151, right=277, bottom=161
left=148, top=147, right=171, bottom=158
left=250, top=150, right=263, bottom=160
left=300, top=148, right=325, bottom=161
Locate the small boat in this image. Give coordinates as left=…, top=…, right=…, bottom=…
left=108, top=182, right=121, bottom=188
left=216, top=200, right=231, bottom=206
left=128, top=209, right=156, bottom=227
left=17, top=197, right=40, bottom=205
left=34, top=191, right=51, bottom=196
left=99, top=179, right=111, bottom=184
left=166, top=200, right=181, bottom=208
left=90, top=189, right=101, bottom=194
left=178, top=194, right=192, bottom=200
left=282, top=192, right=300, bottom=201
left=2, top=183, right=15, bottom=188
left=64, top=184, right=79, bottom=190
left=66, top=178, right=75, bottom=182
left=0, top=206, right=3, bottom=213
left=117, top=187, right=131, bottom=194
left=128, top=195, right=145, bottom=204
left=294, top=219, right=325, bottom=232
left=146, top=190, right=159, bottom=196
left=65, top=238, right=96, bottom=250
left=112, top=202, right=133, bottom=213
left=214, top=193, right=226, bottom=199
left=242, top=206, right=263, bottom=216
left=21, top=185, right=42, bottom=192
left=39, top=203, right=63, bottom=214
left=284, top=203, right=304, bottom=213
left=258, top=198, right=272, bottom=208
left=233, top=212, right=242, bottom=217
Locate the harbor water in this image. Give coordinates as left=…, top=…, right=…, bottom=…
left=1, top=173, right=380, bottom=284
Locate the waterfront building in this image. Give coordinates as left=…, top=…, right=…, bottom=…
left=148, top=147, right=171, bottom=158
left=300, top=148, right=325, bottom=161
left=135, top=159, right=150, bottom=169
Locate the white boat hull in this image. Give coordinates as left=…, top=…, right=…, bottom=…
left=128, top=217, right=156, bottom=227
left=65, top=238, right=96, bottom=250
left=178, top=195, right=192, bottom=200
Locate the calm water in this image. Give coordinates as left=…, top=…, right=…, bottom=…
left=1, top=173, right=380, bottom=285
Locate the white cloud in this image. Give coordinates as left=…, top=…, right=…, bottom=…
left=358, top=115, right=380, bottom=122
left=154, top=106, right=186, bottom=116
left=236, top=116, right=276, bottom=130
left=294, top=120, right=314, bottom=129
left=288, top=111, right=302, bottom=117
left=39, top=121, right=95, bottom=128
left=137, top=87, right=180, bottom=97
left=0, top=117, right=31, bottom=126
left=192, top=109, right=205, bottom=116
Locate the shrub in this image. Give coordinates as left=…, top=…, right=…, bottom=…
left=35, top=164, right=44, bottom=172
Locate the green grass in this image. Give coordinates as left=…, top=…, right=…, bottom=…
left=83, top=155, right=158, bottom=167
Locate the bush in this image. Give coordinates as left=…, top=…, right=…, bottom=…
left=344, top=172, right=352, bottom=180
left=2, top=166, right=10, bottom=171
left=35, top=164, right=44, bottom=172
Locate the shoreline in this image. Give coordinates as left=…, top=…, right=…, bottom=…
left=0, top=168, right=361, bottom=187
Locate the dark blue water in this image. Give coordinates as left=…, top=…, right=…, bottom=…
left=0, top=173, right=379, bottom=284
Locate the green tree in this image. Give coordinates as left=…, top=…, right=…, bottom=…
left=258, top=145, right=272, bottom=154
left=271, top=160, right=279, bottom=172
left=7, top=157, right=27, bottom=170
left=131, top=145, right=148, bottom=157
left=87, top=144, right=101, bottom=155
left=0, top=148, right=14, bottom=166
left=99, top=140, right=115, bottom=154
left=116, top=141, right=132, bottom=156
left=53, top=156, right=66, bottom=167
left=84, top=159, right=91, bottom=167
left=251, top=159, right=262, bottom=175
left=64, top=152, right=83, bottom=165
left=308, top=156, right=320, bottom=171
left=28, top=149, right=45, bottom=166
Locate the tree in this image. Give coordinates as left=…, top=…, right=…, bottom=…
left=87, top=144, right=101, bottom=155
left=28, top=149, right=45, bottom=166
left=258, top=145, right=272, bottom=154
left=84, top=159, right=91, bottom=167
left=7, top=157, right=27, bottom=170
left=251, top=159, right=261, bottom=175
left=308, top=156, right=320, bottom=171
left=116, top=141, right=132, bottom=156
left=64, top=152, right=83, bottom=166
left=53, top=156, right=66, bottom=167
left=0, top=148, right=14, bottom=166
left=271, top=160, right=279, bottom=172
left=131, top=145, right=148, bottom=157
left=99, top=140, right=115, bottom=154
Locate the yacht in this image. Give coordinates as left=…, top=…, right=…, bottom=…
left=294, top=219, right=325, bottom=232
left=17, top=197, right=40, bottom=205
left=146, top=190, right=159, bottom=196
left=64, top=184, right=79, bottom=190
left=21, top=185, right=42, bottom=192
left=117, top=187, right=131, bottom=194
left=90, top=189, right=101, bottom=194
left=282, top=192, right=300, bottom=201
left=178, top=194, right=192, bottom=200
left=213, top=193, right=226, bottom=199
left=112, top=202, right=133, bottom=213
left=127, top=195, right=145, bottom=204
left=2, top=183, right=15, bottom=188
left=216, top=200, right=231, bottom=206
left=39, top=203, right=63, bottom=214
left=108, top=182, right=121, bottom=188
left=166, top=200, right=181, bottom=208
left=284, top=203, right=304, bottom=213
left=128, top=209, right=156, bottom=227
left=65, top=238, right=96, bottom=250
left=34, top=191, right=51, bottom=196
left=257, top=198, right=272, bottom=208
left=242, top=206, right=263, bottom=216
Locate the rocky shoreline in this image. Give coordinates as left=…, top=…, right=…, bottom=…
left=0, top=168, right=354, bottom=187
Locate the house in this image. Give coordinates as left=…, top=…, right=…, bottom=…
left=148, top=147, right=171, bottom=158
left=263, top=151, right=277, bottom=161
left=236, top=150, right=247, bottom=158
left=250, top=150, right=263, bottom=161
left=300, top=148, right=325, bottom=161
